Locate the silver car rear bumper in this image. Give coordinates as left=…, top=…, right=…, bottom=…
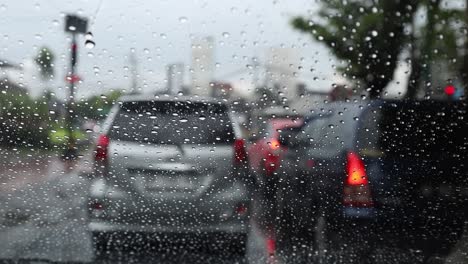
left=89, top=219, right=248, bottom=234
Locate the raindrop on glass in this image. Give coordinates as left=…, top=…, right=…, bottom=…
left=85, top=40, right=95, bottom=49
left=85, top=32, right=93, bottom=40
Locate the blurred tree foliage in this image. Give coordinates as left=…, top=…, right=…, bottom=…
left=0, top=87, right=122, bottom=149
left=34, top=46, right=55, bottom=81
left=294, top=0, right=468, bottom=99
left=0, top=87, right=50, bottom=148
left=75, top=90, right=123, bottom=120
left=292, top=0, right=418, bottom=98
left=407, top=0, right=465, bottom=98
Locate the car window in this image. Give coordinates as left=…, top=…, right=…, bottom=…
left=110, top=101, right=234, bottom=145
left=299, top=115, right=346, bottom=151
left=357, top=102, right=467, bottom=159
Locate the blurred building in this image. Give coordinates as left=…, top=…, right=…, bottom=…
left=0, top=59, right=27, bottom=94
left=264, top=48, right=300, bottom=102
left=166, top=63, right=185, bottom=95
left=210, top=81, right=233, bottom=99
left=191, top=37, right=214, bottom=97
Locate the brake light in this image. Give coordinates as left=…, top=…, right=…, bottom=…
left=346, top=152, right=368, bottom=185
left=343, top=151, right=373, bottom=207
left=268, top=139, right=280, bottom=150
left=234, top=139, right=247, bottom=166
left=95, top=135, right=109, bottom=161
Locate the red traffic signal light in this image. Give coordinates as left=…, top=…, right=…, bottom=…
left=444, top=85, right=456, bottom=96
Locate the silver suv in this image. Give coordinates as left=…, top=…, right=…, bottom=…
left=88, top=95, right=250, bottom=250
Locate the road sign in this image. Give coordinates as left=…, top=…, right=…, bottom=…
left=65, top=15, right=88, bottom=34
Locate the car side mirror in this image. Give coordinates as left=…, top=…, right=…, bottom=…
left=248, top=134, right=259, bottom=142
left=278, top=128, right=302, bottom=147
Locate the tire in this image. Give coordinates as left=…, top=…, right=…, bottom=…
left=92, top=232, right=109, bottom=258
left=92, top=231, right=122, bottom=258
left=316, top=214, right=375, bottom=264
left=275, top=181, right=315, bottom=258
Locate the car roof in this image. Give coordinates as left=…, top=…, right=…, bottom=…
left=270, top=118, right=304, bottom=129
left=303, top=99, right=465, bottom=119
left=119, top=94, right=226, bottom=105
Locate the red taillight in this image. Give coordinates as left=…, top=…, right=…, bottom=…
left=234, top=139, right=247, bottom=166
left=235, top=204, right=248, bottom=215
left=95, top=135, right=109, bottom=161
left=343, top=151, right=373, bottom=207
left=90, top=201, right=103, bottom=210
left=346, top=152, right=368, bottom=186
left=268, top=139, right=280, bottom=150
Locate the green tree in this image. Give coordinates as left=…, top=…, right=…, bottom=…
left=407, top=0, right=464, bottom=98
left=34, top=46, right=55, bottom=81
left=292, top=0, right=418, bottom=98
left=463, top=0, right=468, bottom=98
left=75, top=90, right=123, bottom=120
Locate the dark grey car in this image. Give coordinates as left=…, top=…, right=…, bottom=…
left=88, top=95, right=250, bottom=250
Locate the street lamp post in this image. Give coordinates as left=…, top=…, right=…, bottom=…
left=64, top=14, right=87, bottom=161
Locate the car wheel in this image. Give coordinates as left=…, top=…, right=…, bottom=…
left=315, top=213, right=373, bottom=264
left=92, top=232, right=119, bottom=258
left=275, top=182, right=315, bottom=259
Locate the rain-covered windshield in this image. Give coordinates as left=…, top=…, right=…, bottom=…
left=1, top=0, right=467, bottom=263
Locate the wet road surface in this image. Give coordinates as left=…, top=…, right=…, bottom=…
left=0, top=150, right=468, bottom=263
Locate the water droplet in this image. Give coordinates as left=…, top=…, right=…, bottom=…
left=199, top=116, right=206, bottom=120
left=371, top=30, right=378, bottom=37
left=160, top=33, right=167, bottom=39
left=179, top=118, right=188, bottom=123
left=179, top=17, right=188, bottom=23
left=85, top=40, right=95, bottom=49
left=222, top=32, right=230, bottom=38
left=52, top=19, right=59, bottom=26
left=85, top=32, right=93, bottom=40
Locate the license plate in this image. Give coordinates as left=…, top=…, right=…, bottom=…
left=144, top=175, right=198, bottom=191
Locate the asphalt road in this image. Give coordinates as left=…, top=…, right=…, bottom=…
left=0, top=152, right=272, bottom=263
left=1, top=151, right=468, bottom=263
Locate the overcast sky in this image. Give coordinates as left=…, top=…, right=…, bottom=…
left=0, top=0, right=346, bottom=99
left=0, top=0, right=426, bottom=99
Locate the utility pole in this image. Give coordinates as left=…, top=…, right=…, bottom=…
left=64, top=14, right=87, bottom=161
left=252, top=56, right=260, bottom=89
left=129, top=50, right=138, bottom=94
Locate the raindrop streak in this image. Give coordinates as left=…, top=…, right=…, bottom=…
left=85, top=40, right=95, bottom=49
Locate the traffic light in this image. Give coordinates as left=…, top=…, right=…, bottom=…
left=444, top=85, right=456, bottom=97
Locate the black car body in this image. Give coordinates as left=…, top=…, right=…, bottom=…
left=276, top=100, right=468, bottom=257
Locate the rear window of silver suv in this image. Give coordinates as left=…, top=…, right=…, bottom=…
left=109, top=101, right=235, bottom=145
